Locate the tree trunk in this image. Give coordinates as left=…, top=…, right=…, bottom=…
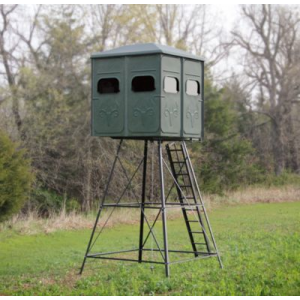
left=0, top=34, right=24, bottom=139
left=83, top=148, right=92, bottom=211
left=271, top=120, right=285, bottom=176
left=12, top=94, right=23, bottom=135
left=286, top=113, right=300, bottom=173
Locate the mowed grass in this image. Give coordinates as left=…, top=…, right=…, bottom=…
left=0, top=202, right=299, bottom=295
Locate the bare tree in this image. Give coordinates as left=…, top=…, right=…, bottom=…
left=84, top=5, right=226, bottom=66
left=155, top=4, right=227, bottom=66
left=0, top=5, right=23, bottom=137
left=14, top=5, right=44, bottom=69
left=85, top=5, right=123, bottom=51
left=231, top=4, right=300, bottom=174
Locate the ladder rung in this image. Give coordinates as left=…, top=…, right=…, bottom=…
left=185, top=209, right=204, bottom=213
left=184, top=204, right=203, bottom=207
left=178, top=201, right=195, bottom=204
left=194, top=242, right=206, bottom=245
left=169, top=149, right=183, bottom=152
left=183, top=196, right=195, bottom=199
left=182, top=205, right=199, bottom=209
left=173, top=161, right=185, bottom=164
left=187, top=220, right=199, bottom=223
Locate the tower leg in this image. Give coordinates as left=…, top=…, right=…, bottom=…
left=158, top=141, right=170, bottom=277
left=79, top=139, right=123, bottom=275
left=138, top=140, right=148, bottom=262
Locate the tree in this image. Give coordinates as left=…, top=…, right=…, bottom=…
left=86, top=5, right=119, bottom=52
left=0, top=4, right=239, bottom=212
left=193, top=78, right=262, bottom=194
left=85, top=5, right=226, bottom=66
left=0, top=130, right=34, bottom=222
left=17, top=4, right=228, bottom=209
left=0, top=5, right=24, bottom=139
left=18, top=5, right=93, bottom=210
left=231, top=5, right=300, bottom=175
left=222, top=77, right=274, bottom=172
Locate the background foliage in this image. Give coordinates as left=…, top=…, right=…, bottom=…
left=0, top=4, right=300, bottom=218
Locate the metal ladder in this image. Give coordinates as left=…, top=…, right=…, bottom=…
left=166, top=142, right=221, bottom=262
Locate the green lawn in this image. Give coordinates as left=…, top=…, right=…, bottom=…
left=0, top=202, right=299, bottom=295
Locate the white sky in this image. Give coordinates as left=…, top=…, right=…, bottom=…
left=207, top=4, right=242, bottom=84
left=215, top=4, right=239, bottom=30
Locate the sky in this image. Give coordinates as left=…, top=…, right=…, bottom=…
left=206, top=4, right=242, bottom=84
left=216, top=4, right=239, bottom=30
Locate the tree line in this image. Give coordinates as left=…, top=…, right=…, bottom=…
left=0, top=4, right=299, bottom=218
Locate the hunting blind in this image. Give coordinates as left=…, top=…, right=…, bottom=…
left=81, top=44, right=222, bottom=277
left=91, top=43, right=204, bottom=140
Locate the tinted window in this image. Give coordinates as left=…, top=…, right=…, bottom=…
left=98, top=78, right=119, bottom=94
left=132, top=76, right=155, bottom=92
left=164, top=77, right=179, bottom=94
left=98, top=78, right=120, bottom=94
left=186, top=80, right=200, bottom=96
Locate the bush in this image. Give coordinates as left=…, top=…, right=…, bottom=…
left=258, top=171, right=300, bottom=188
left=27, top=188, right=64, bottom=217
left=0, top=131, right=34, bottom=222
left=26, top=188, right=81, bottom=217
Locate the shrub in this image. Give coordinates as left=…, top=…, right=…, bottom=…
left=27, top=188, right=64, bottom=217
left=258, top=171, right=300, bottom=188
left=0, top=131, right=34, bottom=222
left=26, top=188, right=81, bottom=217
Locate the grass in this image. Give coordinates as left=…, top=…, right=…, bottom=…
left=0, top=202, right=299, bottom=295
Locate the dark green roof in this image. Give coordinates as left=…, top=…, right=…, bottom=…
left=91, top=43, right=204, bottom=61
